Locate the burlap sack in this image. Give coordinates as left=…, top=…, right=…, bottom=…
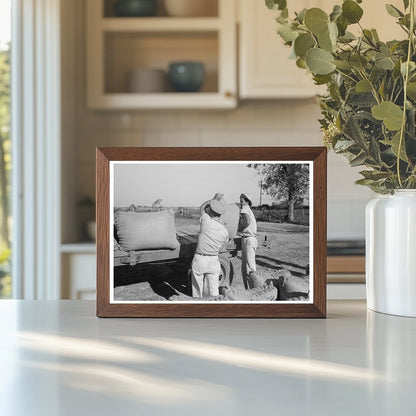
left=221, top=202, right=240, bottom=239
left=115, top=210, right=179, bottom=252
left=222, top=283, right=277, bottom=301
left=278, top=269, right=309, bottom=300
left=248, top=271, right=265, bottom=288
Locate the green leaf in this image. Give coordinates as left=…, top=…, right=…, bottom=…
left=350, top=152, right=367, bottom=167
left=328, top=21, right=338, bottom=44
left=401, top=61, right=416, bottom=76
left=407, top=82, right=416, bottom=99
left=362, top=29, right=376, bottom=46
left=378, top=78, right=386, bottom=100
left=399, top=14, right=411, bottom=29
left=266, top=0, right=287, bottom=11
left=333, top=60, right=353, bottom=70
left=296, top=8, right=307, bottom=23
left=369, top=136, right=382, bottom=163
left=350, top=54, right=368, bottom=70
left=393, top=60, right=402, bottom=79
left=344, top=114, right=367, bottom=147
left=313, top=74, right=332, bottom=85
left=296, top=57, right=308, bottom=69
left=360, top=170, right=391, bottom=180
left=306, top=48, right=335, bottom=75
left=371, top=29, right=380, bottom=42
left=385, top=4, right=404, bottom=18
left=277, top=23, right=298, bottom=43
left=330, top=5, right=342, bottom=22
left=339, top=31, right=356, bottom=43
left=304, top=8, right=329, bottom=35
left=294, top=33, right=316, bottom=58
left=276, top=14, right=287, bottom=24
left=336, top=15, right=348, bottom=36
left=342, top=0, right=363, bottom=24
left=372, top=101, right=404, bottom=131
left=348, top=92, right=377, bottom=107
left=403, top=0, right=410, bottom=10
left=318, top=27, right=334, bottom=52
left=375, top=55, right=395, bottom=70
left=390, top=132, right=409, bottom=162
left=355, top=178, right=377, bottom=186
left=356, top=79, right=372, bottom=92
left=334, top=139, right=355, bottom=151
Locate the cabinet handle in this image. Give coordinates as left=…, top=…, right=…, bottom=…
left=225, top=91, right=234, bottom=99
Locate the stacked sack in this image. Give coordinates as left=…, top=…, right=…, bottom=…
left=277, top=269, right=309, bottom=301
left=114, top=209, right=179, bottom=252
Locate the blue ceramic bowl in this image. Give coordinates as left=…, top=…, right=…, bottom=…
left=114, top=0, right=157, bottom=17
left=168, top=62, right=205, bottom=92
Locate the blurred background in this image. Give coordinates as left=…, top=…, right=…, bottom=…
left=0, top=0, right=404, bottom=300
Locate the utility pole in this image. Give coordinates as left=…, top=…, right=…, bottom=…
left=259, top=180, right=263, bottom=206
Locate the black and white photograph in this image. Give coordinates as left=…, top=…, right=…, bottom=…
left=110, top=161, right=313, bottom=303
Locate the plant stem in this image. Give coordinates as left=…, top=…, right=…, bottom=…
left=334, top=68, right=358, bottom=84
left=358, top=69, right=381, bottom=104
left=397, top=0, right=415, bottom=188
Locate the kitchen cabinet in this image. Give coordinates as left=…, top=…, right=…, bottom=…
left=61, top=245, right=96, bottom=300
left=86, top=0, right=237, bottom=109
left=238, top=0, right=404, bottom=99
left=239, top=0, right=325, bottom=99
left=60, top=249, right=365, bottom=300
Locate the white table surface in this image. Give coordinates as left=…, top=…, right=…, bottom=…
left=0, top=300, right=415, bottom=416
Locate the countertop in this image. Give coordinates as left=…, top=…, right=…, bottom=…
left=0, top=300, right=415, bottom=415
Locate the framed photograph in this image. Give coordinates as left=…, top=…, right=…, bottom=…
left=96, top=147, right=327, bottom=318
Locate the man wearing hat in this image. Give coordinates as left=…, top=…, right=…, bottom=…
left=191, top=194, right=229, bottom=298
left=239, top=193, right=258, bottom=289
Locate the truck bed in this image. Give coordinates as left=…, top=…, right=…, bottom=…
left=114, top=225, right=240, bottom=267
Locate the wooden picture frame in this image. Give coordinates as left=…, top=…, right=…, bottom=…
left=96, top=147, right=327, bottom=318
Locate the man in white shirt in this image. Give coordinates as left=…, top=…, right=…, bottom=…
left=191, top=194, right=229, bottom=298
left=238, top=193, right=258, bottom=289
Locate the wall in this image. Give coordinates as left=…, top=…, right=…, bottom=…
left=61, top=0, right=374, bottom=243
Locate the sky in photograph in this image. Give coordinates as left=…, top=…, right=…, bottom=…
left=0, top=0, right=11, bottom=50
left=113, top=163, right=277, bottom=207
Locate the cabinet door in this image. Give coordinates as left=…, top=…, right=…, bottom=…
left=62, top=253, right=96, bottom=300
left=239, top=0, right=326, bottom=99
left=239, top=0, right=404, bottom=99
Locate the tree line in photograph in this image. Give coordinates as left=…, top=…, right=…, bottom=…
left=249, top=163, right=310, bottom=225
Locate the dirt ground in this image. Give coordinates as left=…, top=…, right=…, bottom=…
left=114, top=221, right=309, bottom=301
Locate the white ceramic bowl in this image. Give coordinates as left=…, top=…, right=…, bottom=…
left=164, top=0, right=218, bottom=17
left=128, top=68, right=167, bottom=93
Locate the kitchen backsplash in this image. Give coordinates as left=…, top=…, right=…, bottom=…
left=72, top=100, right=374, bottom=241
left=62, top=0, right=374, bottom=242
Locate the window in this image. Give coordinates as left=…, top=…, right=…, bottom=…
left=0, top=0, right=11, bottom=298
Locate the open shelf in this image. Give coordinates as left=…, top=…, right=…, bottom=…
left=101, top=17, right=220, bottom=31
left=90, top=92, right=234, bottom=109
left=104, top=0, right=219, bottom=18
left=87, top=0, right=236, bottom=109
left=104, top=31, right=218, bottom=94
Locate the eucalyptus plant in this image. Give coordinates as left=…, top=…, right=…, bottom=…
left=266, top=0, right=416, bottom=193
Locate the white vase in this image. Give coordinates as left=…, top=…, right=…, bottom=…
left=366, top=190, right=416, bottom=317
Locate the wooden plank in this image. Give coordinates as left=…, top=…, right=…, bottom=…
left=327, top=256, right=365, bottom=274
left=327, top=274, right=365, bottom=283
left=102, top=17, right=221, bottom=32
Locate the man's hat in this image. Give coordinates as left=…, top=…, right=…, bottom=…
left=240, top=193, right=253, bottom=206
left=210, top=199, right=226, bottom=215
